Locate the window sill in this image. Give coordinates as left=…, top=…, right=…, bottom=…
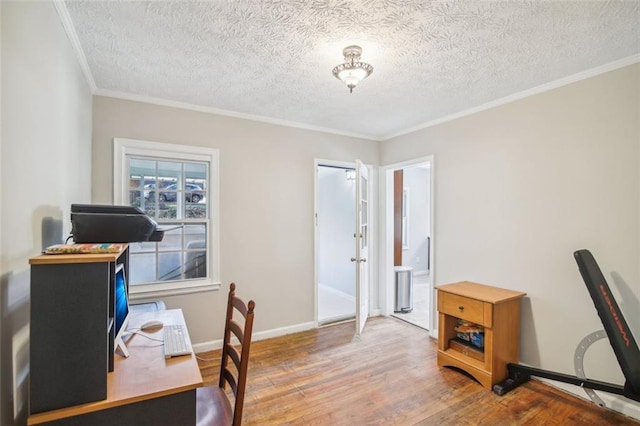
left=129, top=279, right=221, bottom=300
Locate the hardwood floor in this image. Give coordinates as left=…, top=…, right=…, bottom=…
left=197, top=316, right=639, bottom=425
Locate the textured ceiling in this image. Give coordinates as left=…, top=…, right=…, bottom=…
left=63, top=1, right=640, bottom=140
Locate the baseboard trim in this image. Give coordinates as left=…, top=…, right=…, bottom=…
left=193, top=311, right=386, bottom=353
left=193, top=321, right=317, bottom=353
left=536, top=379, right=640, bottom=421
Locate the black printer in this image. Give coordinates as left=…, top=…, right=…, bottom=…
left=70, top=204, right=165, bottom=243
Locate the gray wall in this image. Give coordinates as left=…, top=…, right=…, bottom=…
left=91, top=96, right=380, bottom=345
left=381, top=63, right=640, bottom=418
left=3, top=1, right=639, bottom=422
left=1, top=2, right=93, bottom=424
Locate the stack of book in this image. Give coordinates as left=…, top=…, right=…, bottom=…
left=44, top=243, right=126, bottom=254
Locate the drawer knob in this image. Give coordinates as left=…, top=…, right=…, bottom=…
left=458, top=305, right=464, bottom=311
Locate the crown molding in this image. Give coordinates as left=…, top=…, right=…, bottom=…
left=94, top=88, right=381, bottom=141
left=96, top=53, right=639, bottom=144
left=53, top=0, right=96, bottom=93
left=383, top=53, right=640, bottom=141
left=54, top=0, right=638, bottom=144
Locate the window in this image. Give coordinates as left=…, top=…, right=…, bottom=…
left=114, top=138, right=220, bottom=298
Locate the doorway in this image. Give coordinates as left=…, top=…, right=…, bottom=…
left=315, top=163, right=356, bottom=324
left=381, top=157, right=435, bottom=334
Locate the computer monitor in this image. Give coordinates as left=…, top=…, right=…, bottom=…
left=114, top=263, right=130, bottom=358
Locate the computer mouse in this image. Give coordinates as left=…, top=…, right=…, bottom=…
left=139, top=319, right=164, bottom=331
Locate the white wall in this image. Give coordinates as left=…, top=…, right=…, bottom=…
left=1, top=2, right=93, bottom=424
left=91, top=96, right=379, bottom=346
left=318, top=166, right=356, bottom=296
left=381, top=63, right=640, bottom=419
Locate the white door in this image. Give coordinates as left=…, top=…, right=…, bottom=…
left=355, top=160, right=369, bottom=335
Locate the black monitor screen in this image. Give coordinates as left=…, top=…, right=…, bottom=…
left=114, top=264, right=129, bottom=337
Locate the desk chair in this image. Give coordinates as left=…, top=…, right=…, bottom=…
left=197, top=283, right=256, bottom=426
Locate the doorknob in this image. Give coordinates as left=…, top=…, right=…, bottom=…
left=351, top=257, right=366, bottom=263
left=360, top=258, right=367, bottom=263
left=351, top=257, right=357, bottom=262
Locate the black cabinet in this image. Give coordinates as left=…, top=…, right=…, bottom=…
left=29, top=246, right=129, bottom=414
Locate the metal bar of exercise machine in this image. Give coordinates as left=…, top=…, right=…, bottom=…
left=493, top=249, right=640, bottom=405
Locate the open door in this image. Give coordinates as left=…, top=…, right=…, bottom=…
left=354, top=159, right=369, bottom=335
left=315, top=162, right=357, bottom=325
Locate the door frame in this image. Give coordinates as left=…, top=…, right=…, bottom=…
left=314, top=159, right=378, bottom=329
left=379, top=155, right=436, bottom=337
left=314, top=159, right=356, bottom=326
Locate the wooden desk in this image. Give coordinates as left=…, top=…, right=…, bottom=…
left=28, top=309, right=203, bottom=425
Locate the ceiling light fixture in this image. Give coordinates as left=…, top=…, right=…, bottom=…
left=332, top=45, right=373, bottom=93
left=345, top=169, right=356, bottom=181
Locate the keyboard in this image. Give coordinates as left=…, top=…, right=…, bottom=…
left=163, top=324, right=193, bottom=359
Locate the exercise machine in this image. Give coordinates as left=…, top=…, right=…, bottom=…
left=493, top=249, right=640, bottom=406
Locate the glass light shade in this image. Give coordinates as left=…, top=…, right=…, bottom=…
left=338, top=67, right=369, bottom=83
left=338, top=68, right=368, bottom=87
left=332, top=45, right=373, bottom=93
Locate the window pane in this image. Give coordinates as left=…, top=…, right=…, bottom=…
left=361, top=176, right=367, bottom=199
left=125, top=153, right=211, bottom=286
left=361, top=200, right=368, bottom=224
left=129, top=158, right=155, bottom=207
left=130, top=158, right=156, bottom=180
left=186, top=204, right=207, bottom=218
left=158, top=252, right=182, bottom=281
left=141, top=198, right=159, bottom=217
left=185, top=225, right=206, bottom=279
left=129, top=252, right=156, bottom=285
left=185, top=162, right=206, bottom=180
left=185, top=163, right=207, bottom=206
left=158, top=204, right=178, bottom=219
left=185, top=223, right=205, bottom=241
left=128, top=225, right=208, bottom=284
left=159, top=227, right=183, bottom=251
left=158, top=161, right=181, bottom=183
left=185, top=250, right=206, bottom=279
left=362, top=225, right=368, bottom=249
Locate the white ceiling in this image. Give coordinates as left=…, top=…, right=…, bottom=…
left=62, top=1, right=640, bottom=141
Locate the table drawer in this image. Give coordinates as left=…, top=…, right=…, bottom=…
left=439, top=292, right=489, bottom=326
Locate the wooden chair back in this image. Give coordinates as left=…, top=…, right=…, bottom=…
left=196, top=283, right=255, bottom=426
left=220, top=282, right=255, bottom=425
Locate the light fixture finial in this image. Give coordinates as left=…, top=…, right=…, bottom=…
left=332, top=45, right=373, bottom=93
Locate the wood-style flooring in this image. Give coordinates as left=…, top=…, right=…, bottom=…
left=197, top=316, right=639, bottom=425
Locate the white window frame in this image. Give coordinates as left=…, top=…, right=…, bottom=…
left=113, top=137, right=221, bottom=299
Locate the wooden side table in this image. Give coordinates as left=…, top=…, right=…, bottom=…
left=437, top=281, right=526, bottom=389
